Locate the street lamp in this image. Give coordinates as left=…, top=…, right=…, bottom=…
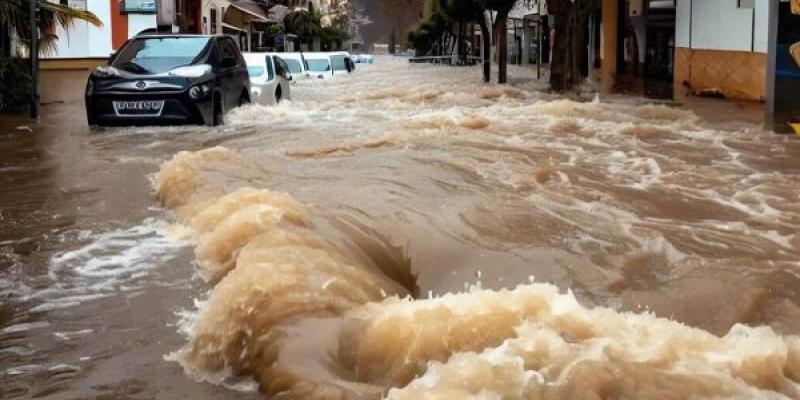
left=30, top=0, right=39, bottom=119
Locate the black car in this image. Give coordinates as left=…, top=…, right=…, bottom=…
left=85, top=34, right=250, bottom=126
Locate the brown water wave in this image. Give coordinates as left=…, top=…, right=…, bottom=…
left=156, top=147, right=800, bottom=399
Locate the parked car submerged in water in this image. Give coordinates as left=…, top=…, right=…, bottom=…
left=304, top=52, right=355, bottom=79
left=351, top=54, right=374, bottom=64
left=276, top=52, right=310, bottom=81
left=85, top=34, right=250, bottom=126
left=330, top=52, right=356, bottom=76
left=243, top=52, right=292, bottom=105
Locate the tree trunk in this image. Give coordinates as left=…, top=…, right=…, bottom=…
left=494, top=11, right=509, bottom=84
left=549, top=1, right=592, bottom=91
left=456, top=21, right=464, bottom=64
left=479, top=14, right=490, bottom=82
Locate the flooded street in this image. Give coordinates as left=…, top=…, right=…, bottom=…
left=2, top=57, right=800, bottom=399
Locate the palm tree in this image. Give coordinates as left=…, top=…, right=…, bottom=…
left=283, top=9, right=321, bottom=49
left=1, top=0, right=102, bottom=56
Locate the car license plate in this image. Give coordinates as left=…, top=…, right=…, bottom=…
left=113, top=100, right=164, bottom=115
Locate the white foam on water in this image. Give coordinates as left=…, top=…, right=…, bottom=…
left=152, top=57, right=800, bottom=399
left=53, top=329, right=94, bottom=341
left=24, top=218, right=188, bottom=312
left=0, top=321, right=50, bottom=334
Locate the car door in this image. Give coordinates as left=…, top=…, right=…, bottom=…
left=273, top=56, right=292, bottom=101
left=217, top=37, right=244, bottom=109
left=331, top=55, right=348, bottom=75
left=264, top=55, right=277, bottom=102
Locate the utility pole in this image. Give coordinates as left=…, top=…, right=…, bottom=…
left=536, top=0, right=541, bottom=80
left=30, top=0, right=39, bottom=119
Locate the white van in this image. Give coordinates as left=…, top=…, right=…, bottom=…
left=243, top=52, right=292, bottom=105
left=304, top=53, right=334, bottom=79
left=305, top=52, right=355, bottom=79
left=276, top=52, right=309, bottom=81
left=329, top=52, right=356, bottom=76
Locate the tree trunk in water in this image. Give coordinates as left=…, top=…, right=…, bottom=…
left=550, top=3, right=591, bottom=91
left=457, top=21, right=464, bottom=64
left=494, top=11, right=509, bottom=84
left=479, top=15, right=491, bottom=82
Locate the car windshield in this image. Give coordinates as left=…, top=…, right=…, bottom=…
left=307, top=59, right=331, bottom=72
left=247, top=66, right=265, bottom=78
left=113, top=37, right=211, bottom=74
left=283, top=58, right=302, bottom=74
left=331, top=55, right=347, bottom=71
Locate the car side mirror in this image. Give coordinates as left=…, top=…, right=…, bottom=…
left=108, top=51, right=117, bottom=65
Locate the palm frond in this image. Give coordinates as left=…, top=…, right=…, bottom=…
left=0, top=0, right=26, bottom=33
left=0, top=0, right=103, bottom=56
left=37, top=1, right=103, bottom=28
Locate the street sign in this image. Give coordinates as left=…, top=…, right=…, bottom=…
left=766, top=0, right=800, bottom=134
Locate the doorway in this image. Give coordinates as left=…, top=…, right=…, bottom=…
left=614, top=0, right=676, bottom=99
left=643, top=0, right=676, bottom=98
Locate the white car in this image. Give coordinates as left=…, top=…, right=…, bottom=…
left=275, top=52, right=310, bottom=81
left=243, top=52, right=292, bottom=105
left=305, top=52, right=355, bottom=79
left=329, top=52, right=356, bottom=76
left=351, top=54, right=374, bottom=64
left=304, top=53, right=335, bottom=79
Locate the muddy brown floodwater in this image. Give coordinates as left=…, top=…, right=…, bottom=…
left=2, top=57, right=800, bottom=399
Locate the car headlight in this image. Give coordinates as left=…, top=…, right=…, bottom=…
left=85, top=80, right=94, bottom=97
left=189, top=85, right=204, bottom=99
left=93, top=65, right=121, bottom=78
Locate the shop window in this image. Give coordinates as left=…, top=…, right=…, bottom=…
left=121, top=0, right=157, bottom=14
left=65, top=0, right=87, bottom=10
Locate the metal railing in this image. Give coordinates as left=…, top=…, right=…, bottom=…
left=408, top=55, right=482, bottom=65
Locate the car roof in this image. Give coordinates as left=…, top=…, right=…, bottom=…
left=242, top=53, right=269, bottom=64
left=244, top=52, right=280, bottom=57
left=303, top=53, right=331, bottom=60
left=133, top=34, right=228, bottom=39
left=276, top=53, right=303, bottom=60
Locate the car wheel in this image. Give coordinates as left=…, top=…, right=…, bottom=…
left=212, top=95, right=224, bottom=126
left=275, top=85, right=283, bottom=104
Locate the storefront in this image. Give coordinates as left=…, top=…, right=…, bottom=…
left=221, top=1, right=272, bottom=51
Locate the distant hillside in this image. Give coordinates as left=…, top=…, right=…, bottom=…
left=356, top=0, right=425, bottom=50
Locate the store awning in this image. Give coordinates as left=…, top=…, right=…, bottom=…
left=227, top=0, right=271, bottom=23
left=221, top=22, right=247, bottom=32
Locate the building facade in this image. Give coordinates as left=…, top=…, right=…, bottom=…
left=41, top=0, right=157, bottom=104
left=673, top=0, right=769, bottom=101
left=599, top=0, right=770, bottom=101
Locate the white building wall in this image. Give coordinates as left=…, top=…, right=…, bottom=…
left=675, top=0, right=691, bottom=47
left=675, top=0, right=768, bottom=53
left=85, top=0, right=113, bottom=57
left=753, top=0, right=769, bottom=52
left=49, top=0, right=112, bottom=58
left=128, top=14, right=157, bottom=37
left=52, top=20, right=90, bottom=58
